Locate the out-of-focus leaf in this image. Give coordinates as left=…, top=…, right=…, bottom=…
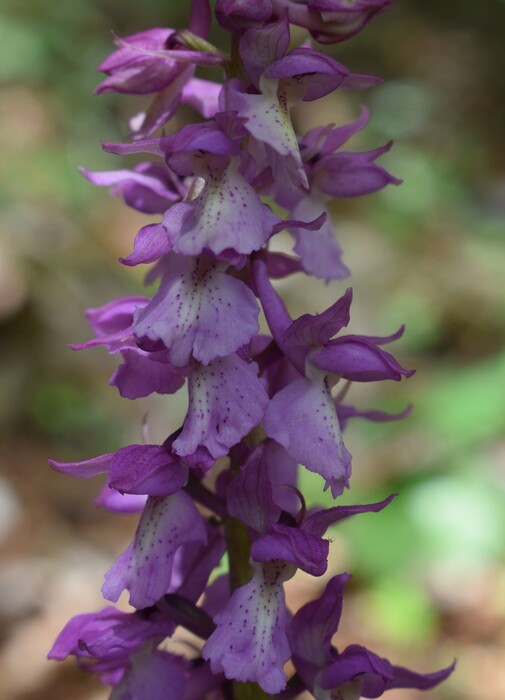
left=330, top=491, right=418, bottom=578
left=365, top=576, right=437, bottom=643
left=418, top=353, right=505, bottom=450
left=378, top=148, right=463, bottom=220
left=379, top=292, right=441, bottom=351
left=370, top=81, right=435, bottom=139
left=0, top=16, right=47, bottom=81
left=408, top=464, right=505, bottom=567
left=28, top=381, right=118, bottom=449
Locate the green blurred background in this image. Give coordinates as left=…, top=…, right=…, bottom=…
left=0, top=1, right=504, bottom=698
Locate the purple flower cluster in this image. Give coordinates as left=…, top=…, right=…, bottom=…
left=49, top=1, right=455, bottom=697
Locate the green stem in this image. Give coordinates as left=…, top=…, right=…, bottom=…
left=225, top=503, right=271, bottom=699
left=233, top=682, right=271, bottom=700
left=224, top=511, right=252, bottom=591
left=225, top=448, right=270, bottom=700
left=229, top=33, right=242, bottom=79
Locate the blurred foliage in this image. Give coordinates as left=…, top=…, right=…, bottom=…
left=1, top=1, right=505, bottom=699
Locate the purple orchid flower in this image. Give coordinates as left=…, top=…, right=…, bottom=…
left=172, top=351, right=269, bottom=460
left=79, top=162, right=184, bottom=214
left=94, top=0, right=222, bottom=138
left=290, top=574, right=455, bottom=699
left=224, top=18, right=380, bottom=191
left=215, top=0, right=274, bottom=32
left=133, top=254, right=261, bottom=366
left=203, top=558, right=294, bottom=694
left=71, top=290, right=269, bottom=458
left=274, top=109, right=401, bottom=281
left=103, top=116, right=326, bottom=266
left=253, top=258, right=413, bottom=495
left=48, top=525, right=226, bottom=698
left=227, top=442, right=396, bottom=577
left=96, top=0, right=216, bottom=97
left=48, top=606, right=175, bottom=680
left=70, top=296, right=185, bottom=399
left=270, top=0, right=397, bottom=44
left=103, top=118, right=282, bottom=262
left=102, top=491, right=207, bottom=609
left=49, top=442, right=211, bottom=609
left=110, top=648, right=188, bottom=700
left=203, top=443, right=395, bottom=693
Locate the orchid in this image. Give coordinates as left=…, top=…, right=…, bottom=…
left=290, top=575, right=456, bottom=699
left=48, top=1, right=455, bottom=698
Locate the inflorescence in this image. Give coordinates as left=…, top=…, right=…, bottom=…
left=48, top=2, right=455, bottom=698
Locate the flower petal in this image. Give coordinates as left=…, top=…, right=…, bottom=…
left=85, top=296, right=148, bottom=339
left=283, top=288, right=352, bottom=351
left=313, top=144, right=401, bottom=198
left=167, top=158, right=280, bottom=256
left=290, top=199, right=350, bottom=281
left=110, top=649, right=187, bottom=700
left=264, top=372, right=351, bottom=497
left=289, top=573, right=351, bottom=687
left=225, top=78, right=308, bottom=189
left=263, top=440, right=300, bottom=513
left=169, top=522, right=226, bottom=603
left=302, top=494, right=396, bottom=537
left=226, top=443, right=281, bottom=533
left=319, top=645, right=396, bottom=695
left=134, top=256, right=260, bottom=366
left=251, top=523, right=329, bottom=576
left=102, top=492, right=207, bottom=609
left=48, top=453, right=112, bottom=479
left=309, top=336, right=414, bottom=382
left=181, top=77, right=222, bottom=118
left=174, top=354, right=269, bottom=459
left=264, top=251, right=304, bottom=279
left=79, top=163, right=181, bottom=214
left=95, top=485, right=147, bottom=514
left=389, top=659, right=456, bottom=692
left=321, top=647, right=455, bottom=697
left=336, top=403, right=412, bottom=431
left=120, top=221, right=173, bottom=267
left=131, top=65, right=194, bottom=138
left=239, top=16, right=290, bottom=88
left=48, top=605, right=173, bottom=662
left=203, top=561, right=292, bottom=694
left=111, top=349, right=185, bottom=399
left=252, top=257, right=293, bottom=351
left=96, top=28, right=179, bottom=95
left=265, top=48, right=351, bottom=101
left=301, top=107, right=369, bottom=160
left=109, top=444, right=188, bottom=496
